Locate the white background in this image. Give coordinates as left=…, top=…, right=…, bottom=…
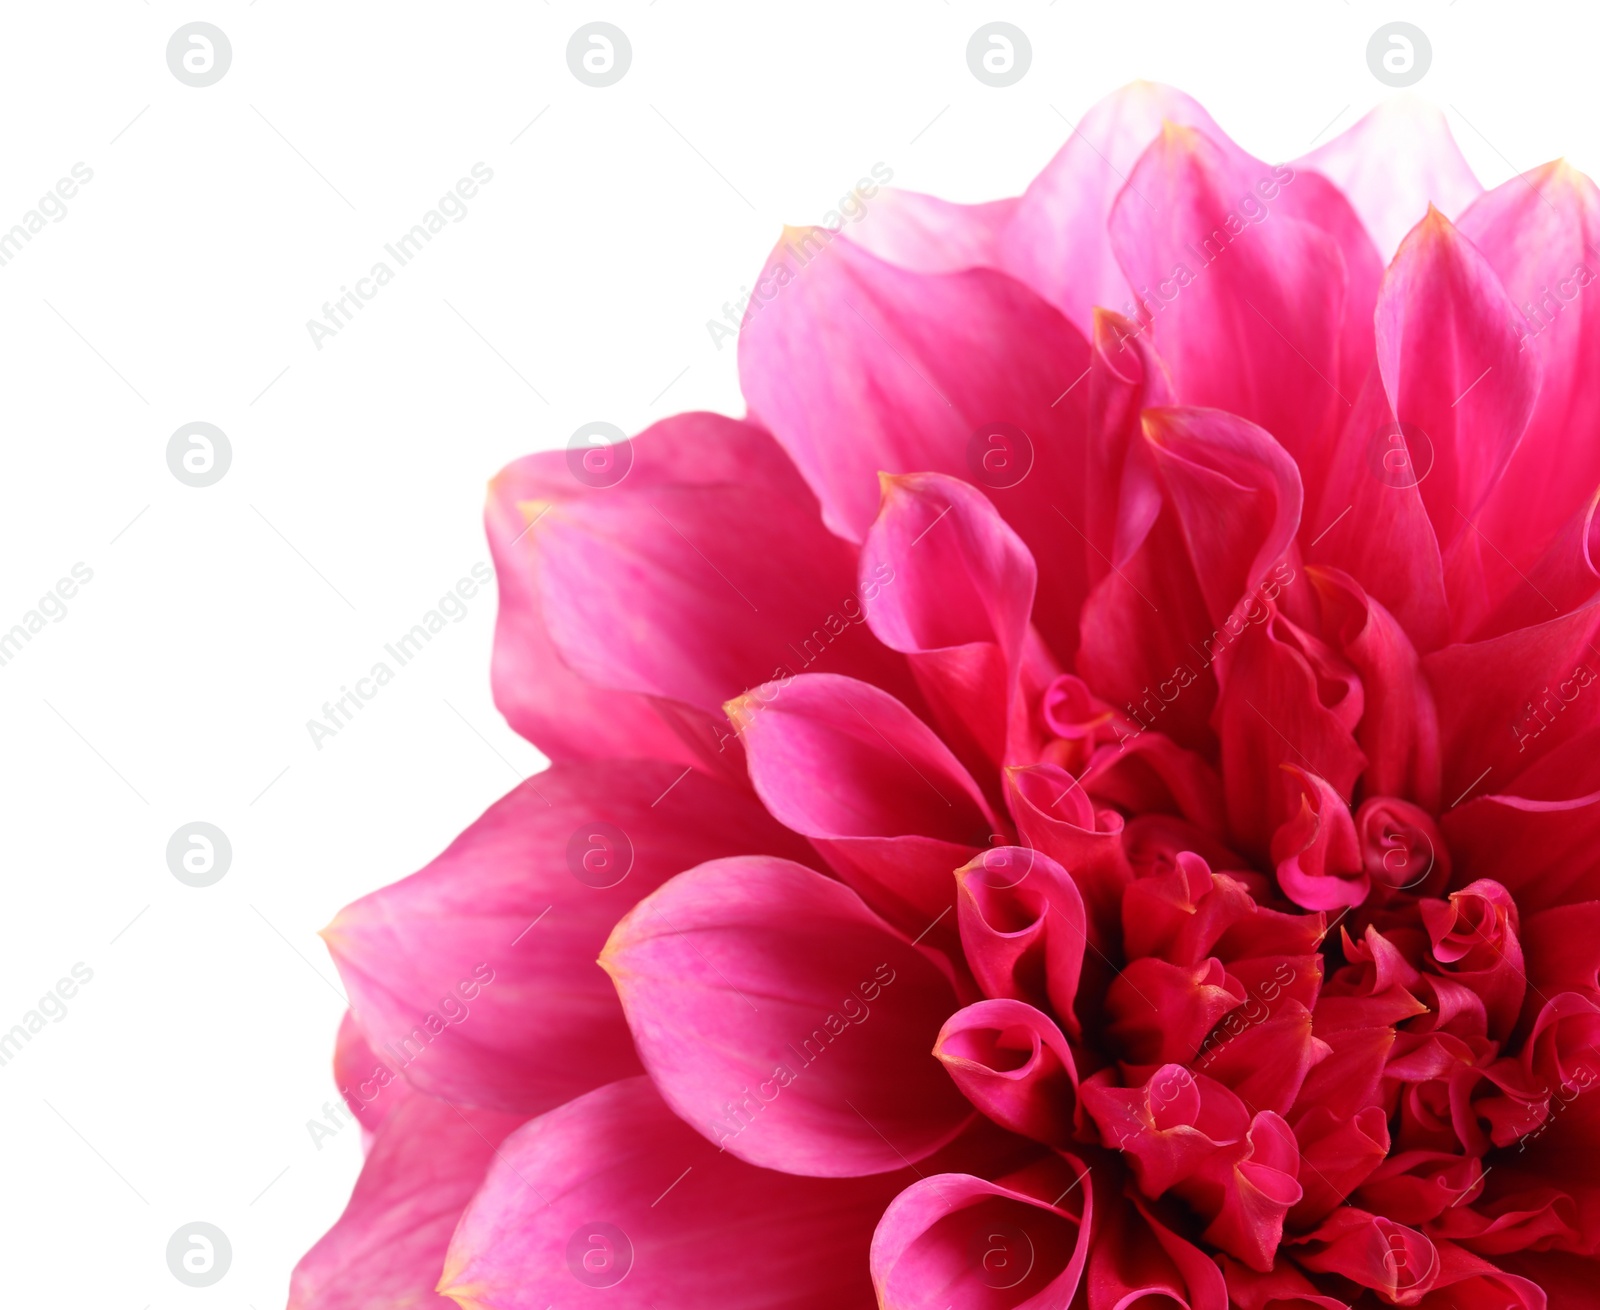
left=1, top=2, right=1595, bottom=1305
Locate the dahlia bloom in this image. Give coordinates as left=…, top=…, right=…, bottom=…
left=290, top=83, right=1600, bottom=1309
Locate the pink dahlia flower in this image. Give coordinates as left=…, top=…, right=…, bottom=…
left=290, top=83, right=1600, bottom=1309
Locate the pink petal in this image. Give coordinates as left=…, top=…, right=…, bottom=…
left=1214, top=611, right=1367, bottom=856
left=736, top=226, right=1093, bottom=662
left=847, top=188, right=1019, bottom=274
left=333, top=1010, right=410, bottom=1137
left=934, top=999, right=1078, bottom=1146
left=870, top=1152, right=1093, bottom=1308
left=861, top=471, right=1045, bottom=775
left=289, top=1094, right=523, bottom=1310
left=601, top=856, right=972, bottom=1175
left=1002, top=81, right=1226, bottom=333
left=733, top=671, right=998, bottom=950
left=1295, top=98, right=1481, bottom=261
left=1374, top=208, right=1541, bottom=632
left=1308, top=368, right=1450, bottom=653
left=1141, top=407, right=1303, bottom=634
left=1423, top=603, right=1600, bottom=800
left=487, top=412, right=807, bottom=767
left=1108, top=124, right=1356, bottom=473
left=441, top=1076, right=910, bottom=1308
left=324, top=761, right=812, bottom=1114
left=1269, top=767, right=1370, bottom=911
left=1442, top=730, right=1600, bottom=913
left=1459, top=162, right=1600, bottom=601
left=1309, top=566, right=1442, bottom=809
left=955, top=846, right=1087, bottom=1038
left=1088, top=1175, right=1231, bottom=1310
left=1003, top=763, right=1132, bottom=951
left=1084, top=307, right=1171, bottom=578
left=532, top=479, right=914, bottom=734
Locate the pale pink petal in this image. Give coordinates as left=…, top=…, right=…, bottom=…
left=1296, top=98, right=1482, bottom=261
left=324, top=761, right=813, bottom=1114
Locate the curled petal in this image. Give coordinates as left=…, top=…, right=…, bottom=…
left=956, top=847, right=1087, bottom=1038
left=1081, top=1063, right=1250, bottom=1198
left=1106, top=956, right=1245, bottom=1070
left=1193, top=1111, right=1304, bottom=1274
left=1088, top=1176, right=1230, bottom=1310
left=861, top=471, right=1045, bottom=773
left=1289, top=1208, right=1442, bottom=1303
left=871, top=1152, right=1094, bottom=1309
left=1004, top=763, right=1132, bottom=950
left=934, top=999, right=1077, bottom=1147
left=1270, top=767, right=1369, bottom=911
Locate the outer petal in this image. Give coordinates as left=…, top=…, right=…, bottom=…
left=1002, top=81, right=1226, bottom=332
left=440, top=1077, right=909, bottom=1309
left=1373, top=208, right=1541, bottom=633
left=870, top=1152, right=1094, bottom=1309
left=1308, top=368, right=1450, bottom=653
left=532, top=479, right=914, bottom=732
left=737, top=226, right=1092, bottom=661
left=290, top=1094, right=524, bottom=1310
left=323, top=761, right=813, bottom=1114
left=1460, top=162, right=1600, bottom=600
left=847, top=188, right=1019, bottom=274
left=1108, top=124, right=1356, bottom=473
left=1442, top=727, right=1600, bottom=911
left=487, top=412, right=807, bottom=766
left=1295, top=98, right=1481, bottom=261
left=333, top=1009, right=411, bottom=1136
left=1423, top=602, right=1600, bottom=800
left=601, top=856, right=972, bottom=1175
